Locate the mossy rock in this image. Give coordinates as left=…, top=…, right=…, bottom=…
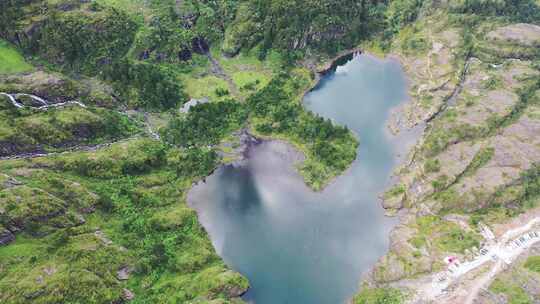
left=0, top=186, right=68, bottom=231
left=0, top=106, right=138, bottom=157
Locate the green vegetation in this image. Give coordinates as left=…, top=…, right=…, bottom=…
left=399, top=29, right=431, bottom=55
left=384, top=184, right=406, bottom=198
left=463, top=147, right=494, bottom=177
left=0, top=70, right=119, bottom=108
left=0, top=4, right=371, bottom=301
left=162, top=69, right=359, bottom=190
left=436, top=225, right=480, bottom=253
left=422, top=123, right=481, bottom=157
left=431, top=174, right=450, bottom=192
left=31, top=4, right=138, bottom=73
left=470, top=164, right=540, bottom=224
left=248, top=70, right=358, bottom=190
left=215, top=48, right=277, bottom=91
left=0, top=1, right=23, bottom=40
left=0, top=102, right=138, bottom=157
left=449, top=0, right=540, bottom=23
left=105, top=59, right=188, bottom=109
left=482, top=75, right=503, bottom=90
left=3, top=1, right=188, bottom=110
left=162, top=100, right=247, bottom=147
left=0, top=40, right=32, bottom=74
left=490, top=278, right=532, bottom=304
left=424, top=158, right=441, bottom=173
left=0, top=139, right=247, bottom=303
left=1, top=0, right=539, bottom=302
left=385, top=0, right=425, bottom=36
left=221, top=0, right=428, bottom=59
left=524, top=256, right=540, bottom=273
left=410, top=216, right=480, bottom=253
left=130, top=0, right=237, bottom=62
left=353, top=286, right=403, bottom=304
left=182, top=74, right=230, bottom=100
left=0, top=230, right=130, bottom=303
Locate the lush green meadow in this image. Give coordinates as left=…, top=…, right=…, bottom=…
left=0, top=40, right=32, bottom=74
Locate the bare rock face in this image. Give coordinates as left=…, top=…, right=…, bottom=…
left=0, top=174, right=22, bottom=189
left=382, top=193, right=405, bottom=210
left=388, top=54, right=539, bottom=211
left=487, top=23, right=540, bottom=47
left=454, top=111, right=540, bottom=208
left=396, top=26, right=462, bottom=128
left=122, top=288, right=134, bottom=301
left=373, top=253, right=408, bottom=283
left=410, top=142, right=481, bottom=203
left=226, top=285, right=247, bottom=298
left=94, top=230, right=113, bottom=246
left=474, top=290, right=507, bottom=304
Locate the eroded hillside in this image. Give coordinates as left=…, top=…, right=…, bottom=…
left=357, top=2, right=540, bottom=304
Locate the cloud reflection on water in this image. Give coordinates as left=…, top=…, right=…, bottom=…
left=188, top=54, right=413, bottom=304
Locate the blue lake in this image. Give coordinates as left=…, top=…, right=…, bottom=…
left=188, top=54, right=413, bottom=304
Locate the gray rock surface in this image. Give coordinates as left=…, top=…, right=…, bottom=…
left=487, top=23, right=540, bottom=46
left=116, top=266, right=132, bottom=281
left=0, top=228, right=15, bottom=246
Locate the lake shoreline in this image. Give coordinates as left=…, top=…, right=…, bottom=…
left=188, top=52, right=425, bottom=304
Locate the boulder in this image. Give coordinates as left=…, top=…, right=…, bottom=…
left=116, top=266, right=132, bottom=281
left=122, top=289, right=134, bottom=301
left=0, top=228, right=15, bottom=246
left=382, top=193, right=404, bottom=210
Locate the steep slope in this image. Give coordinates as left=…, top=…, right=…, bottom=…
left=355, top=1, right=540, bottom=303
left=1, top=0, right=539, bottom=303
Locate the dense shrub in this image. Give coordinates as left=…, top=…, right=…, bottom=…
left=247, top=71, right=358, bottom=189
left=223, top=0, right=389, bottom=56
left=449, top=0, right=540, bottom=23
left=162, top=100, right=247, bottom=147
left=31, top=5, right=138, bottom=73
left=105, top=59, right=187, bottom=109
left=353, top=287, right=403, bottom=304
left=524, top=256, right=540, bottom=273
left=167, top=147, right=219, bottom=179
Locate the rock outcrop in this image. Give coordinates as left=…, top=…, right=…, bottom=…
left=0, top=228, right=15, bottom=246
left=487, top=23, right=540, bottom=47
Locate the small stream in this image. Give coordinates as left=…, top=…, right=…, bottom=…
left=188, top=54, right=419, bottom=304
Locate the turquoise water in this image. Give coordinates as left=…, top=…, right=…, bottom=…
left=188, top=54, right=410, bottom=304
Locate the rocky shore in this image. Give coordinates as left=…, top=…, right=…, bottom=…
left=359, top=12, right=540, bottom=304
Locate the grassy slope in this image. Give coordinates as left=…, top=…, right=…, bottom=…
left=0, top=2, right=247, bottom=302
left=0, top=38, right=140, bottom=156
left=0, top=139, right=248, bottom=303
left=0, top=1, right=355, bottom=302
left=0, top=40, right=33, bottom=74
